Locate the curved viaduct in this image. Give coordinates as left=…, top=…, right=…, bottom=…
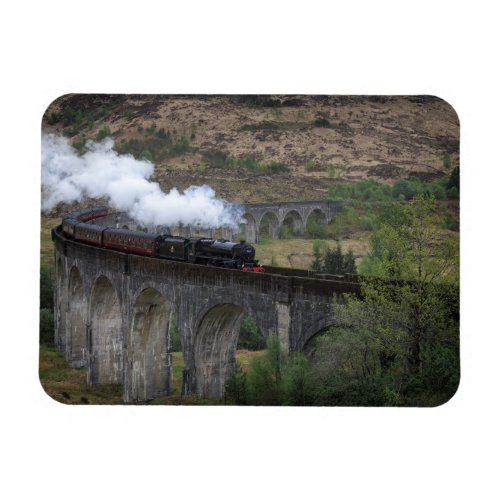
left=241, top=200, right=343, bottom=243
left=52, top=226, right=357, bottom=402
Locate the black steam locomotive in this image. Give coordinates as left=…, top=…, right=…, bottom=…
left=59, top=207, right=263, bottom=272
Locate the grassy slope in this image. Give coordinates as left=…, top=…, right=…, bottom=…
left=39, top=346, right=264, bottom=405
left=40, top=217, right=59, bottom=270
left=42, top=94, right=459, bottom=212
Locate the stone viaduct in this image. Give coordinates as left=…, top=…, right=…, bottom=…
left=52, top=225, right=358, bottom=403
left=240, top=200, right=343, bottom=243
left=102, top=200, right=343, bottom=244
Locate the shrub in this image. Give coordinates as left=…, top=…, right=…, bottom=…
left=447, top=166, right=459, bottom=192
left=392, top=179, right=417, bottom=200
left=95, top=125, right=111, bottom=141
left=265, top=161, right=289, bottom=174
left=47, top=112, right=60, bottom=125
left=441, top=152, right=453, bottom=169
left=281, top=353, right=315, bottom=405
left=306, top=217, right=326, bottom=238
left=227, top=155, right=290, bottom=174
left=237, top=315, right=265, bottom=350
left=141, top=149, right=153, bottom=162
left=236, top=95, right=281, bottom=107
left=314, top=243, right=357, bottom=275
left=40, top=308, right=54, bottom=346
left=447, top=186, right=459, bottom=199
left=278, top=225, right=292, bottom=239
left=40, top=266, right=53, bottom=310
left=202, top=149, right=229, bottom=168
left=72, top=137, right=88, bottom=155
left=247, top=336, right=282, bottom=405
left=314, top=117, right=331, bottom=128
left=444, top=215, right=459, bottom=231
left=224, top=364, right=248, bottom=404
left=62, top=107, right=83, bottom=128
left=170, top=135, right=191, bottom=155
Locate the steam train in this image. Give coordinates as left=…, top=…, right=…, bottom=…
left=59, top=207, right=264, bottom=272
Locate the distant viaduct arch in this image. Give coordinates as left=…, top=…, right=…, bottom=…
left=240, top=200, right=342, bottom=243
left=52, top=216, right=356, bottom=402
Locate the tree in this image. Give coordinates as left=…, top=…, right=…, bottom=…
left=237, top=315, right=265, bottom=350
left=246, top=335, right=283, bottom=405
left=40, top=265, right=53, bottom=310
left=315, top=243, right=358, bottom=275
left=224, top=364, right=248, bottom=404
left=310, top=239, right=328, bottom=272
left=447, top=166, right=460, bottom=195
left=336, top=195, right=459, bottom=404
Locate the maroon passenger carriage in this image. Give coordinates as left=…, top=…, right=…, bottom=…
left=59, top=206, right=264, bottom=271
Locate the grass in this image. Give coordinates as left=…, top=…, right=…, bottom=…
left=251, top=235, right=371, bottom=269
left=39, top=345, right=265, bottom=405
left=39, top=345, right=124, bottom=404
left=40, top=217, right=60, bottom=269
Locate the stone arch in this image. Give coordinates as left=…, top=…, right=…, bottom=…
left=67, top=265, right=87, bottom=367
left=194, top=303, right=246, bottom=398
left=282, top=209, right=304, bottom=236
left=240, top=212, right=257, bottom=243
left=128, top=287, right=171, bottom=401
left=300, top=319, right=335, bottom=352
left=305, top=208, right=328, bottom=236
left=258, top=211, right=279, bottom=240
left=306, top=208, right=328, bottom=226
left=88, top=275, right=123, bottom=385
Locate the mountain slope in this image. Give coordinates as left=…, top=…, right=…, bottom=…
left=43, top=94, right=459, bottom=205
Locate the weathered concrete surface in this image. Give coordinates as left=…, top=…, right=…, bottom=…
left=53, top=225, right=357, bottom=402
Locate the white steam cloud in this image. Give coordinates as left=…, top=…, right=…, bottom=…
left=41, top=134, right=245, bottom=230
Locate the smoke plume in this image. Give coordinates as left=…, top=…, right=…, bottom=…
left=41, top=134, right=245, bottom=230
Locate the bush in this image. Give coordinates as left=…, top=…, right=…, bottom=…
left=224, top=364, right=248, bottom=404
left=72, top=137, right=88, bottom=155
left=170, top=135, right=191, bottom=155
left=447, top=166, right=459, bottom=191
left=40, top=308, right=54, bottom=346
left=314, top=117, right=331, bottom=128
left=312, top=243, right=357, bottom=275
left=306, top=217, right=326, bottom=238
left=392, top=179, right=417, bottom=200
left=278, top=225, right=292, bottom=239
left=444, top=215, right=459, bottom=231
left=447, top=186, right=459, bottom=199
left=247, top=336, right=282, bottom=405
left=95, top=125, right=111, bottom=141
left=237, top=315, right=265, bottom=350
left=40, top=266, right=53, bottom=310
left=226, top=155, right=290, bottom=175
left=47, top=112, right=60, bottom=125
left=202, top=149, right=228, bottom=168
left=281, top=353, right=315, bottom=405
left=235, top=95, right=281, bottom=107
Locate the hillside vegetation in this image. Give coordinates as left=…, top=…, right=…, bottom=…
left=43, top=94, right=459, bottom=210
